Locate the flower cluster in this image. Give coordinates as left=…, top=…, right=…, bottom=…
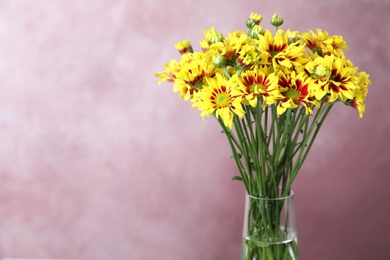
left=156, top=13, right=371, bottom=129
left=156, top=14, right=372, bottom=258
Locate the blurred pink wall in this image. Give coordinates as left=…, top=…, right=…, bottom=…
left=0, top=0, right=389, bottom=259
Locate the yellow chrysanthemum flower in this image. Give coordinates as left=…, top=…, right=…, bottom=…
left=226, top=31, right=254, bottom=55
left=202, top=30, right=248, bottom=66
left=329, top=35, right=349, bottom=57
left=234, top=66, right=280, bottom=107
left=276, top=71, right=319, bottom=115
left=305, top=54, right=334, bottom=86
left=313, top=56, right=357, bottom=103
left=199, top=39, right=209, bottom=52
left=175, top=39, right=193, bottom=54
left=237, top=43, right=260, bottom=68
left=206, top=30, right=260, bottom=71
left=192, top=73, right=245, bottom=129
left=257, top=29, right=308, bottom=70
left=170, top=52, right=221, bottom=101
left=249, top=13, right=263, bottom=25
left=355, top=71, right=371, bottom=95
left=301, top=29, right=348, bottom=57
left=348, top=71, right=371, bottom=118
left=155, top=59, right=180, bottom=84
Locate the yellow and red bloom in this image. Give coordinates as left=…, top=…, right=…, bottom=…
left=313, top=56, right=357, bottom=103
left=165, top=52, right=221, bottom=101
left=236, top=43, right=261, bottom=68
left=225, top=30, right=257, bottom=64
left=277, top=71, right=318, bottom=115
left=192, top=73, right=245, bottom=129
left=257, top=29, right=307, bottom=70
left=305, top=54, right=334, bottom=86
left=175, top=39, right=193, bottom=54
left=348, top=71, right=371, bottom=117
left=205, top=30, right=262, bottom=72
left=301, top=29, right=348, bottom=58
left=247, top=12, right=263, bottom=28
left=234, top=66, right=280, bottom=107
left=205, top=30, right=246, bottom=63
left=155, top=59, right=181, bottom=84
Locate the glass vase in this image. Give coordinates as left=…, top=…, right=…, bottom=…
left=241, top=191, right=299, bottom=260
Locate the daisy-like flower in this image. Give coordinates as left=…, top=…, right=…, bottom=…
left=301, top=29, right=348, bottom=57
left=175, top=39, right=193, bottom=54
left=201, top=30, right=248, bottom=70
left=225, top=30, right=255, bottom=58
left=234, top=65, right=280, bottom=107
left=329, top=35, right=349, bottom=57
left=172, top=52, right=220, bottom=101
left=257, top=29, right=308, bottom=70
left=204, top=40, right=234, bottom=64
left=236, top=43, right=261, bottom=68
left=348, top=71, right=371, bottom=117
left=155, top=59, right=180, bottom=84
left=313, top=56, right=357, bottom=103
left=305, top=54, right=334, bottom=86
left=206, top=30, right=260, bottom=72
left=192, top=73, right=245, bottom=129
left=276, top=71, right=318, bottom=115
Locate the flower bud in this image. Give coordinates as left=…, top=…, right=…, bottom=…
left=246, top=18, right=256, bottom=29
left=312, top=63, right=330, bottom=81
left=209, top=33, right=224, bottom=44
left=248, top=25, right=264, bottom=39
left=174, top=39, right=193, bottom=55
left=246, top=13, right=263, bottom=29
left=287, top=31, right=299, bottom=44
left=271, top=13, right=284, bottom=27
left=213, top=54, right=227, bottom=68
left=203, top=27, right=224, bottom=45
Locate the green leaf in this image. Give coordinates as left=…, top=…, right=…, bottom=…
left=230, top=153, right=242, bottom=159
left=232, top=176, right=243, bottom=182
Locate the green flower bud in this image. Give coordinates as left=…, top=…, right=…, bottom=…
left=246, top=18, right=256, bottom=29
left=249, top=25, right=264, bottom=39
left=209, top=33, right=224, bottom=44
left=288, top=31, right=299, bottom=44
left=312, top=63, right=330, bottom=80
left=246, top=13, right=263, bottom=29
left=271, top=13, right=284, bottom=27
left=213, top=54, right=227, bottom=68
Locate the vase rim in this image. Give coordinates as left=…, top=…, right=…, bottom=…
left=247, top=190, right=294, bottom=200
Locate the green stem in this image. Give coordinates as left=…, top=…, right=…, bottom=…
left=283, top=102, right=334, bottom=196
left=216, top=116, right=251, bottom=191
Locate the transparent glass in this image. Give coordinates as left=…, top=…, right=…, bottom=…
left=241, top=191, right=299, bottom=260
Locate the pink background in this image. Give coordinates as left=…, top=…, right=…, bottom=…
left=0, top=0, right=389, bottom=259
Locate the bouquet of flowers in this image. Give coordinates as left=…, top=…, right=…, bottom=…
left=156, top=13, right=371, bottom=259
